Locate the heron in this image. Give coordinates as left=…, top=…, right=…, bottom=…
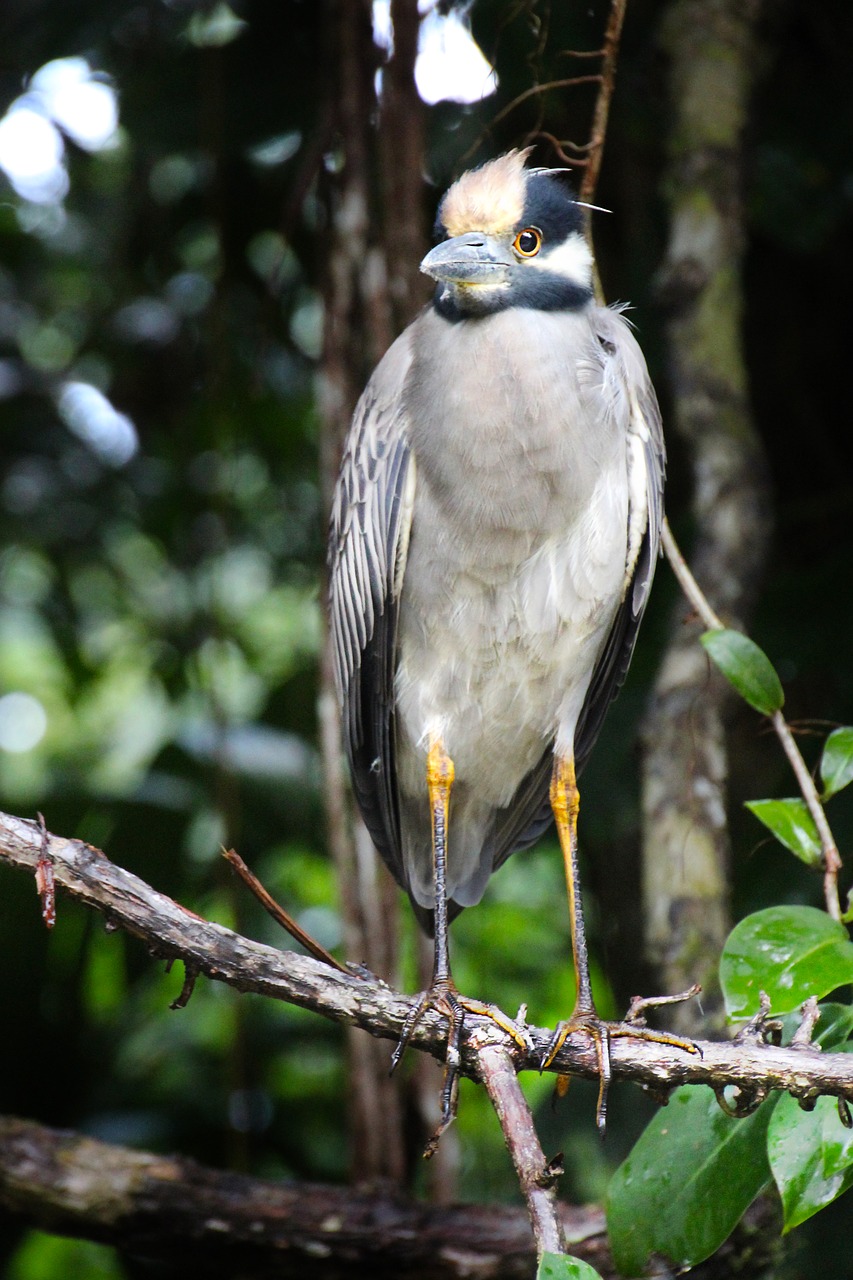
left=329, top=149, right=680, bottom=1136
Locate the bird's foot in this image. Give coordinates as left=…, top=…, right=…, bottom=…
left=391, top=978, right=531, bottom=1157
left=541, top=986, right=702, bottom=1134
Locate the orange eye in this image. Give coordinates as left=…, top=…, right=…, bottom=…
left=513, top=227, right=542, bottom=257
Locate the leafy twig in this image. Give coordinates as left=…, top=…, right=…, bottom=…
left=661, top=519, right=843, bottom=919
left=770, top=711, right=842, bottom=918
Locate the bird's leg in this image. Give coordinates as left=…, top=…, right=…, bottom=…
left=551, top=753, right=594, bottom=1013
left=543, top=752, right=699, bottom=1132
left=543, top=752, right=612, bottom=1123
left=391, top=738, right=529, bottom=1148
left=389, top=739, right=462, bottom=1133
left=428, top=737, right=455, bottom=990
left=425, top=737, right=465, bottom=1133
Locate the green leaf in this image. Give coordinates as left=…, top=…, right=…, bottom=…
left=536, top=1253, right=603, bottom=1280
left=607, top=1085, right=776, bottom=1274
left=768, top=1065, right=853, bottom=1231
left=720, top=907, right=853, bottom=1020
left=700, top=628, right=784, bottom=715
left=820, top=727, right=853, bottom=799
left=744, top=798, right=823, bottom=867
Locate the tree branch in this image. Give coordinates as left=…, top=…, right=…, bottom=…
left=578, top=0, right=627, bottom=205
left=0, top=1113, right=783, bottom=1279
left=478, top=1044, right=565, bottom=1259
left=3, top=809, right=853, bottom=1109
left=0, top=1115, right=606, bottom=1280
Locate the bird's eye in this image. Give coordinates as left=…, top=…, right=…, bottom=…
left=513, top=228, right=542, bottom=257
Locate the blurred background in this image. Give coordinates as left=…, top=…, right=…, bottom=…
left=0, top=1, right=852, bottom=1276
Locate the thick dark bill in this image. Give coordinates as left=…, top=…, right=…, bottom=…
left=420, top=233, right=512, bottom=286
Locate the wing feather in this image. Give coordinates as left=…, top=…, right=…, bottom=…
left=328, top=331, right=415, bottom=887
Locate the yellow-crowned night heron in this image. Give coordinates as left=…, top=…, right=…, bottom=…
left=329, top=150, right=671, bottom=1133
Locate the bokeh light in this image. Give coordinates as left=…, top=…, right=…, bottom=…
left=0, top=57, right=118, bottom=206
left=0, top=692, right=48, bottom=753
left=56, top=381, right=139, bottom=467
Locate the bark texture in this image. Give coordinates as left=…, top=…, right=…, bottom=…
left=3, top=810, right=853, bottom=1115
left=642, top=0, right=772, bottom=1031
left=0, top=1116, right=782, bottom=1280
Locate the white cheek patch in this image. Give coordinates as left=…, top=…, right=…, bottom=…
left=528, top=232, right=593, bottom=288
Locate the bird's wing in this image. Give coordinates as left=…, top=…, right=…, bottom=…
left=573, top=314, right=665, bottom=773
left=489, top=310, right=665, bottom=868
left=328, top=330, right=415, bottom=887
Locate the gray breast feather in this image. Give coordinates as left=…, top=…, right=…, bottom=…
left=486, top=309, right=664, bottom=887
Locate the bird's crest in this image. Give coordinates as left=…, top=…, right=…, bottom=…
left=439, top=148, right=533, bottom=238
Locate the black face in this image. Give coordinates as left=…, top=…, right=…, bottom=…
left=431, top=172, right=593, bottom=322
left=521, top=172, right=587, bottom=243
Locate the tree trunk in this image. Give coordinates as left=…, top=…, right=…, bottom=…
left=642, top=0, right=772, bottom=1032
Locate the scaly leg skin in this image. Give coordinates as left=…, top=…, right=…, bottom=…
left=543, top=752, right=699, bottom=1133
left=390, top=738, right=529, bottom=1156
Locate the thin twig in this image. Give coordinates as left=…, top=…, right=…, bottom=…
left=770, top=710, right=842, bottom=920
left=222, top=847, right=349, bottom=972
left=625, top=984, right=702, bottom=1024
left=523, top=130, right=593, bottom=167
left=558, top=47, right=608, bottom=60
left=478, top=1044, right=565, bottom=1259
left=661, top=519, right=723, bottom=630
left=34, top=811, right=55, bottom=930
left=485, top=75, right=602, bottom=135
left=791, top=997, right=821, bottom=1048
left=662, top=519, right=843, bottom=919
left=578, top=0, right=628, bottom=205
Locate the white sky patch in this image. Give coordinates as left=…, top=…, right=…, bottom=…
left=31, top=58, right=119, bottom=151
left=57, top=381, right=139, bottom=467
left=0, top=105, right=67, bottom=204
left=416, top=5, right=497, bottom=105
left=373, top=1, right=497, bottom=106
left=0, top=692, right=48, bottom=753
left=0, top=57, right=119, bottom=205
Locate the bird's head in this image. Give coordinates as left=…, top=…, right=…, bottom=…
left=421, top=150, right=594, bottom=319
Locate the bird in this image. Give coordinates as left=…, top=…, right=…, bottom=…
left=328, top=148, right=674, bottom=1137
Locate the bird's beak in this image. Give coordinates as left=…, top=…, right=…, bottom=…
left=420, top=233, right=512, bottom=286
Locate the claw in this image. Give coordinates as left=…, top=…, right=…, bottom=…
left=390, top=988, right=432, bottom=1074
left=541, top=1010, right=612, bottom=1132
left=391, top=978, right=530, bottom=1155
left=541, top=995, right=701, bottom=1134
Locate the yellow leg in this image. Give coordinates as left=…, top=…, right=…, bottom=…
left=545, top=752, right=611, bottom=1125
left=427, top=738, right=454, bottom=985
left=549, top=753, right=593, bottom=1012
left=391, top=737, right=530, bottom=1154
left=544, top=751, right=700, bottom=1132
